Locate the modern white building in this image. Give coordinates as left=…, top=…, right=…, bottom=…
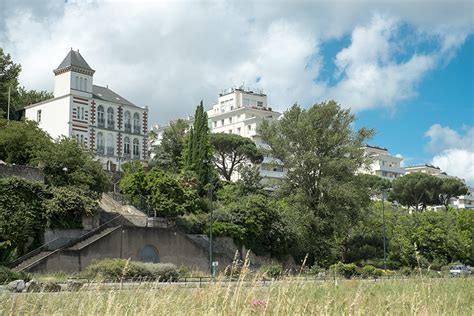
left=148, top=116, right=194, bottom=159
left=360, top=145, right=405, bottom=181
left=24, top=49, right=149, bottom=171
left=207, top=87, right=285, bottom=186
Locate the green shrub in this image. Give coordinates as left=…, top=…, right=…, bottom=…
left=399, top=267, right=412, bottom=276
left=305, top=264, right=325, bottom=276
left=330, top=262, right=358, bottom=279
left=261, top=263, right=283, bottom=279
left=134, top=262, right=179, bottom=281
left=0, top=266, right=30, bottom=284
left=85, top=259, right=179, bottom=281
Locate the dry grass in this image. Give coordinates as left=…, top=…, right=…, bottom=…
left=1, top=276, right=472, bottom=315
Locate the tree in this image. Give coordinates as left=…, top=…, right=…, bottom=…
left=355, top=174, right=391, bottom=196
left=237, top=164, right=264, bottom=194
left=0, top=119, right=53, bottom=165
left=44, top=186, right=98, bottom=229
left=0, top=48, right=21, bottom=118
left=14, top=87, right=52, bottom=109
left=0, top=177, right=48, bottom=258
left=210, top=133, right=263, bottom=181
left=151, top=119, right=189, bottom=171
left=183, top=101, right=213, bottom=192
left=390, top=173, right=441, bottom=212
left=259, top=101, right=374, bottom=264
left=37, top=137, right=110, bottom=196
left=438, top=177, right=468, bottom=211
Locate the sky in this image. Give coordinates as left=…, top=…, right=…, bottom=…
left=0, top=0, right=473, bottom=184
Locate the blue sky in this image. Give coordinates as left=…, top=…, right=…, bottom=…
left=1, top=0, right=473, bottom=183
left=354, top=34, right=474, bottom=167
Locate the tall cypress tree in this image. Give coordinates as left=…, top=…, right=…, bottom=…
left=183, top=101, right=213, bottom=192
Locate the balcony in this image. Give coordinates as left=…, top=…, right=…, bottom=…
left=133, top=126, right=141, bottom=134
left=96, top=146, right=105, bottom=155
left=97, top=120, right=105, bottom=128
left=124, top=123, right=131, bottom=133
left=107, top=121, right=115, bottom=130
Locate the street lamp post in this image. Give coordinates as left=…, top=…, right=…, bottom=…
left=208, top=185, right=214, bottom=277
left=381, top=189, right=388, bottom=270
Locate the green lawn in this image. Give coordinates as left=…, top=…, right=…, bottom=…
left=1, top=277, right=472, bottom=315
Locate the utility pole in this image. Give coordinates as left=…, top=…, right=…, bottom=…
left=208, top=185, right=214, bottom=276
left=7, top=85, right=11, bottom=122
left=382, top=190, right=387, bottom=270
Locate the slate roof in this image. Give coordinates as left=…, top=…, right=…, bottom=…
left=55, top=49, right=94, bottom=72
left=92, top=85, right=141, bottom=108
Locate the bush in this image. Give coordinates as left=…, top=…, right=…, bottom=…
left=359, top=265, right=382, bottom=279
left=261, top=263, right=283, bottom=279
left=399, top=267, right=412, bottom=276
left=86, top=259, right=179, bottom=281
left=330, top=262, right=358, bottom=279
left=0, top=266, right=30, bottom=284
left=305, top=264, right=325, bottom=276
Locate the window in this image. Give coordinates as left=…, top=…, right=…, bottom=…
left=97, top=105, right=105, bottom=127
left=257, top=101, right=263, bottom=107
left=229, top=117, right=232, bottom=124
left=75, top=76, right=79, bottom=89
left=133, top=139, right=139, bottom=158
left=124, top=111, right=131, bottom=132
left=107, top=107, right=114, bottom=129
left=213, top=121, right=217, bottom=128
left=79, top=77, right=83, bottom=91
left=37, top=110, right=41, bottom=123
left=247, top=125, right=251, bottom=131
left=221, top=119, right=224, bottom=126
left=80, top=135, right=84, bottom=144
left=96, top=132, right=104, bottom=154
left=84, top=78, right=88, bottom=91
left=107, top=133, right=114, bottom=156
left=237, top=127, right=241, bottom=134
left=124, top=137, right=131, bottom=156
left=228, top=130, right=232, bottom=134
left=81, top=107, right=85, bottom=120
left=133, top=113, right=140, bottom=133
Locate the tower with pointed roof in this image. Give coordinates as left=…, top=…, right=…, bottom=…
left=53, top=49, right=95, bottom=98
left=23, top=49, right=149, bottom=171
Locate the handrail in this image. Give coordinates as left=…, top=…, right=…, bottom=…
left=59, top=214, right=123, bottom=250
left=4, top=237, right=62, bottom=268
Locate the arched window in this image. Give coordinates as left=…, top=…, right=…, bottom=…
left=124, top=111, right=131, bottom=132
left=124, top=137, right=130, bottom=156
left=107, top=133, right=114, bottom=155
left=97, top=132, right=104, bottom=154
left=97, top=105, right=105, bottom=127
left=133, top=138, right=139, bottom=158
left=107, top=107, right=114, bottom=129
left=133, top=113, right=140, bottom=133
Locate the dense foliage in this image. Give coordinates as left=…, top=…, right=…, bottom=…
left=86, top=259, right=179, bottom=281
left=210, top=133, right=263, bottom=181
left=151, top=119, right=189, bottom=171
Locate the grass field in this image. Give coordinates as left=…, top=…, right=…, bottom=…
left=1, top=276, right=472, bottom=315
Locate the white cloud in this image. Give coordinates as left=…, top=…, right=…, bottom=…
left=425, top=124, right=474, bottom=185
left=0, top=0, right=472, bottom=124
left=432, top=149, right=474, bottom=186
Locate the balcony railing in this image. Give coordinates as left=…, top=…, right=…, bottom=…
left=107, top=121, right=115, bottom=129
left=96, top=146, right=105, bottom=155
left=97, top=120, right=105, bottom=128
left=124, top=123, right=131, bottom=133
left=133, top=126, right=141, bottom=134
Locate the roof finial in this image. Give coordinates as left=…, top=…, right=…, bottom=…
left=77, top=49, right=80, bottom=53
left=70, top=47, right=73, bottom=51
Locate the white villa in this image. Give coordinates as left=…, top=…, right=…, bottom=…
left=207, top=87, right=285, bottom=186
left=360, top=145, right=405, bottom=181
left=24, top=49, right=149, bottom=171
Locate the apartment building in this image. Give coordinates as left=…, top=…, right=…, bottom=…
left=207, top=87, right=285, bottom=186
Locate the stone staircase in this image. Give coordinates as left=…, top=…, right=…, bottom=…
left=11, top=251, right=56, bottom=272
left=68, top=226, right=121, bottom=250
left=100, top=193, right=148, bottom=227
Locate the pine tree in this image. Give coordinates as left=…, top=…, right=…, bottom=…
left=183, top=101, right=213, bottom=193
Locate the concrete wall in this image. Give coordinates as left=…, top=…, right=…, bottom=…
left=0, top=165, right=44, bottom=182
left=29, top=226, right=233, bottom=274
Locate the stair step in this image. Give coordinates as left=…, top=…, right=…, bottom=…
left=11, top=251, right=54, bottom=272
left=68, top=226, right=121, bottom=250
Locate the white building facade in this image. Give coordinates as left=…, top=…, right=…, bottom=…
left=360, top=145, right=405, bottom=181
left=24, top=49, right=148, bottom=171
left=207, top=87, right=285, bottom=186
